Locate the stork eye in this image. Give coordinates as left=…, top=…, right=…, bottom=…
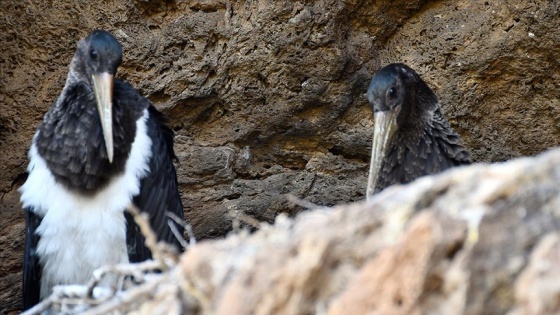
left=387, top=87, right=397, bottom=98
left=90, top=49, right=98, bottom=60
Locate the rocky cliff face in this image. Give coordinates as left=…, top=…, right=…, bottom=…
left=1, top=0, right=559, bottom=313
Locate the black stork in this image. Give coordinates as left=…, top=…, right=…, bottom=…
left=19, top=30, right=185, bottom=309
left=366, top=63, right=471, bottom=200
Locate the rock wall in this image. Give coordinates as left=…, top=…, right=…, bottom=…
left=1, top=0, right=559, bottom=313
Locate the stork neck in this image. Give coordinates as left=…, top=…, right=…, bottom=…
left=35, top=81, right=139, bottom=195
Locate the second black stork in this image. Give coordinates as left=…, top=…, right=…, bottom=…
left=366, top=63, right=471, bottom=200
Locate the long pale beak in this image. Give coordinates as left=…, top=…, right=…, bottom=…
left=92, top=73, right=114, bottom=163
left=366, top=108, right=398, bottom=201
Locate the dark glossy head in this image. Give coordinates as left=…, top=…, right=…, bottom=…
left=73, top=30, right=122, bottom=79
left=367, top=63, right=437, bottom=128
left=367, top=64, right=406, bottom=113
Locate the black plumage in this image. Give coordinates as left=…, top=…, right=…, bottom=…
left=366, top=63, right=470, bottom=199
left=35, top=79, right=139, bottom=193
left=23, top=211, right=41, bottom=310
left=21, top=30, right=184, bottom=310
left=128, top=106, right=183, bottom=262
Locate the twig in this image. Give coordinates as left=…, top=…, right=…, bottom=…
left=286, top=194, right=322, bottom=210
left=80, top=275, right=164, bottom=315
left=20, top=296, right=54, bottom=315
left=166, top=211, right=197, bottom=246
left=86, top=260, right=163, bottom=297
left=184, top=223, right=197, bottom=246
left=126, top=204, right=167, bottom=270
left=168, top=220, right=189, bottom=250
left=228, top=210, right=261, bottom=229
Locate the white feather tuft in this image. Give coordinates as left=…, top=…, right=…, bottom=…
left=19, top=109, right=152, bottom=299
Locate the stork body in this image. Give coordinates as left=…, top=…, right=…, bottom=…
left=20, top=30, right=184, bottom=309
left=366, top=63, right=470, bottom=199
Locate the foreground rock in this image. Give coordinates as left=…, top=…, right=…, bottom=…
left=29, top=146, right=560, bottom=315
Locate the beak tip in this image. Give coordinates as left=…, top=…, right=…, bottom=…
left=107, top=149, right=114, bottom=164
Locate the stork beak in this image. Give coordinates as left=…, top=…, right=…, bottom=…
left=92, top=73, right=114, bottom=163
left=366, top=107, right=398, bottom=201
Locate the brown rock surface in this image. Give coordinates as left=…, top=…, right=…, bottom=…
left=1, top=0, right=559, bottom=313
left=327, top=212, right=467, bottom=315
left=509, top=233, right=560, bottom=315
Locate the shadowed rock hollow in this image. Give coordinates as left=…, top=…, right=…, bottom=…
left=1, top=0, right=559, bottom=313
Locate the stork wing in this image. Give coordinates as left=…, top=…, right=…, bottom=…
left=22, top=208, right=42, bottom=310
left=127, top=106, right=185, bottom=262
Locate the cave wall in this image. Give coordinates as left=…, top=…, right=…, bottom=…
left=1, top=0, right=559, bottom=312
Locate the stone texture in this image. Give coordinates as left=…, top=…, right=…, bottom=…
left=509, top=233, right=560, bottom=315
left=1, top=0, right=560, bottom=313
left=327, top=212, right=468, bottom=315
